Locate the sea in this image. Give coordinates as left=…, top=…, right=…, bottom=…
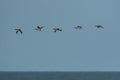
left=0, top=71, right=120, bottom=80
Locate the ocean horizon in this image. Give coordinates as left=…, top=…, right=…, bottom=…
left=0, top=71, right=120, bottom=80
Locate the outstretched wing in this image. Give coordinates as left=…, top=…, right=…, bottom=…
left=16, top=30, right=18, bottom=34
left=100, top=26, right=104, bottom=29
left=19, top=29, right=23, bottom=34
left=41, top=26, right=45, bottom=28
left=37, top=26, right=40, bottom=29
left=58, top=28, right=62, bottom=31
left=53, top=28, right=57, bottom=32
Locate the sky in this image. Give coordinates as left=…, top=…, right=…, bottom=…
left=0, top=0, right=120, bottom=71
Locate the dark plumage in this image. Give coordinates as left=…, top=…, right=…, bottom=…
left=95, top=25, right=104, bottom=29
left=15, top=28, right=23, bottom=34
left=53, top=28, right=62, bottom=32
left=74, top=26, right=82, bottom=30
left=35, top=26, right=45, bottom=31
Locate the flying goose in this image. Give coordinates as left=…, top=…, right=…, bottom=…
left=53, top=27, right=62, bottom=32
left=14, top=28, right=23, bottom=34
left=74, top=26, right=82, bottom=30
left=95, top=25, right=104, bottom=29
left=35, top=26, right=45, bottom=31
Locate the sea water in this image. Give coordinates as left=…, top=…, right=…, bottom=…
left=0, top=72, right=120, bottom=80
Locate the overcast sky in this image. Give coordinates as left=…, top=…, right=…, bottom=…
left=0, top=0, right=120, bottom=71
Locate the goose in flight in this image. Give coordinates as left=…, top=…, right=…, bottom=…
left=53, top=27, right=62, bottom=32
left=14, top=28, right=23, bottom=34
left=95, top=25, right=104, bottom=29
left=74, top=26, right=82, bottom=30
left=35, top=26, right=45, bottom=31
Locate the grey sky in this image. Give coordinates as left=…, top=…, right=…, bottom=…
left=0, top=0, right=120, bottom=71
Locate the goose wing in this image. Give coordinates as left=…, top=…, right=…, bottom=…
left=19, top=29, right=23, bottom=34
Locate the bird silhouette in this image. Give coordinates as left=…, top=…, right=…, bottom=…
left=95, top=25, right=104, bottom=29
left=35, top=26, right=45, bottom=31
left=14, top=28, right=23, bottom=34
left=74, top=26, right=82, bottom=30
left=53, top=27, right=62, bottom=32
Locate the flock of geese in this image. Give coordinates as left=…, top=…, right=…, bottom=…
left=14, top=25, right=104, bottom=34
